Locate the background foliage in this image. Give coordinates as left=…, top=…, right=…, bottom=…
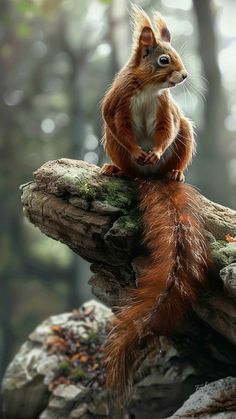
left=0, top=0, right=236, bottom=381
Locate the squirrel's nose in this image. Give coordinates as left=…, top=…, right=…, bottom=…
left=182, top=72, right=188, bottom=80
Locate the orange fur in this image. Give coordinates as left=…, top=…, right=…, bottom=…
left=101, top=6, right=210, bottom=401
left=102, top=6, right=193, bottom=177
left=105, top=180, right=209, bottom=400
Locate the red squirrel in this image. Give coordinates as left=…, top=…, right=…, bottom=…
left=101, top=5, right=210, bottom=400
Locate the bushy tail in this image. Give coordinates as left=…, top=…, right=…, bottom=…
left=104, top=179, right=210, bottom=401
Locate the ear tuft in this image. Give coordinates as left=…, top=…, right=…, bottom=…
left=153, top=11, right=171, bottom=42
left=130, top=3, right=155, bottom=49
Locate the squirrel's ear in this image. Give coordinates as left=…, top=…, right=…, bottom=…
left=130, top=3, right=156, bottom=49
left=139, top=26, right=156, bottom=47
left=153, top=11, right=171, bottom=42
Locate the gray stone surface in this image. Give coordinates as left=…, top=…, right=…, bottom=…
left=2, top=302, right=236, bottom=419
left=221, top=262, right=236, bottom=298
left=167, top=377, right=236, bottom=418
left=1, top=300, right=111, bottom=419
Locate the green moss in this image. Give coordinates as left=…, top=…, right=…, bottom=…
left=102, top=179, right=135, bottom=210
left=87, top=331, right=100, bottom=344
left=217, top=240, right=228, bottom=247
left=223, top=242, right=236, bottom=258
left=116, top=213, right=139, bottom=232
left=57, top=361, right=71, bottom=375
left=70, top=366, right=86, bottom=381
left=211, top=241, right=236, bottom=267
left=63, top=171, right=97, bottom=200
left=78, top=182, right=97, bottom=200
left=63, top=167, right=137, bottom=208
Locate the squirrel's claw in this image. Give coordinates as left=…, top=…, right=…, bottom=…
left=132, top=147, right=149, bottom=165
left=101, top=164, right=120, bottom=176
left=167, top=169, right=185, bottom=182
left=144, top=150, right=161, bottom=165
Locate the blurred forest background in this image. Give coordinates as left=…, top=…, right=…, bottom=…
left=0, top=0, right=236, bottom=383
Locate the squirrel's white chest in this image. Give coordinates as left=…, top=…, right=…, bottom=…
left=131, top=84, right=160, bottom=150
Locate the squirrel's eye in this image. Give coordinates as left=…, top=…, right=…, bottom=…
left=157, top=54, right=170, bottom=67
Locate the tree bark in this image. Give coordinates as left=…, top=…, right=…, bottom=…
left=192, top=0, right=231, bottom=206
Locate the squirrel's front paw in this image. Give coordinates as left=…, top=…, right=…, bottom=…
left=132, top=146, right=148, bottom=165
left=144, top=150, right=161, bottom=165
left=167, top=170, right=185, bottom=182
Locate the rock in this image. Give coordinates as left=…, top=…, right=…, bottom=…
left=194, top=293, right=236, bottom=346
left=20, top=160, right=236, bottom=345
left=104, top=215, right=140, bottom=257
left=10, top=158, right=236, bottom=418
left=3, top=300, right=236, bottom=419
left=89, top=263, right=135, bottom=307
left=211, top=242, right=236, bottom=268
left=21, top=159, right=236, bottom=271
left=1, top=300, right=111, bottom=419
left=68, top=197, right=90, bottom=210
left=91, top=200, right=123, bottom=215
left=52, top=384, right=84, bottom=400
left=220, top=263, right=236, bottom=298
left=166, top=377, right=236, bottom=418
left=69, top=403, right=87, bottom=418
left=20, top=159, right=236, bottom=312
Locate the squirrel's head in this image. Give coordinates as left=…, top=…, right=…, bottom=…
left=130, top=5, right=187, bottom=89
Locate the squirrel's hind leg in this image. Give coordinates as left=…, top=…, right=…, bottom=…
left=101, top=163, right=127, bottom=178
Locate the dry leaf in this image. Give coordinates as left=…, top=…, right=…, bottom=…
left=46, top=336, right=67, bottom=353
left=91, top=363, right=99, bottom=371
left=80, top=354, right=89, bottom=364
left=51, top=325, right=63, bottom=334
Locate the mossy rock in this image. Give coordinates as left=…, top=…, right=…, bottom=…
left=211, top=241, right=236, bottom=267
left=102, top=178, right=137, bottom=211
left=116, top=213, right=140, bottom=233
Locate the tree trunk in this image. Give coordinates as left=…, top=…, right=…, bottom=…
left=192, top=0, right=231, bottom=206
